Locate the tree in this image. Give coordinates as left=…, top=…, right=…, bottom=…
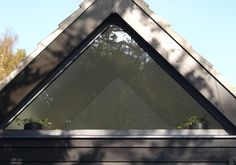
left=0, top=31, right=26, bottom=80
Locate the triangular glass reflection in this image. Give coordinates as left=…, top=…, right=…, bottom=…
left=7, top=25, right=222, bottom=129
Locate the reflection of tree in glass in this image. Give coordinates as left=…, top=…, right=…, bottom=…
left=84, top=25, right=217, bottom=128
left=7, top=25, right=222, bottom=129
left=85, top=25, right=177, bottom=125
left=91, top=25, right=151, bottom=71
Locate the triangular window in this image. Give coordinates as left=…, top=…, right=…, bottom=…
left=6, top=25, right=222, bottom=130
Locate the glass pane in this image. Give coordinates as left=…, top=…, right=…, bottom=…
left=7, top=25, right=222, bottom=130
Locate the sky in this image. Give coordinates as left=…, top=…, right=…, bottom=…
left=0, top=0, right=235, bottom=87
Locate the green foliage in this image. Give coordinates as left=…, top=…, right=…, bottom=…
left=176, top=115, right=210, bottom=129
left=0, top=31, right=26, bottom=80
left=15, top=117, right=53, bottom=129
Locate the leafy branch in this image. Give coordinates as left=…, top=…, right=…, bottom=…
left=15, top=117, right=53, bottom=129
left=176, top=115, right=210, bottom=129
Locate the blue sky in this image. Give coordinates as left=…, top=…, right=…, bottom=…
left=0, top=0, right=235, bottom=87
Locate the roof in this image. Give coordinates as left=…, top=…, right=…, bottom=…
left=0, top=0, right=236, bottom=131
left=0, top=0, right=97, bottom=91
left=1, top=0, right=236, bottom=95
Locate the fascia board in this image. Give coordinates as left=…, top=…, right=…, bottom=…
left=133, top=0, right=236, bottom=97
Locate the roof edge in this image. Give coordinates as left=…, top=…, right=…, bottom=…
left=133, top=0, right=236, bottom=97
left=0, top=0, right=96, bottom=91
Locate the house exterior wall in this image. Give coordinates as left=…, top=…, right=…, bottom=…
left=0, top=0, right=236, bottom=164
left=1, top=137, right=236, bottom=164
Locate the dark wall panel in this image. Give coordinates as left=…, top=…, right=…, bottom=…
left=0, top=138, right=236, bottom=164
